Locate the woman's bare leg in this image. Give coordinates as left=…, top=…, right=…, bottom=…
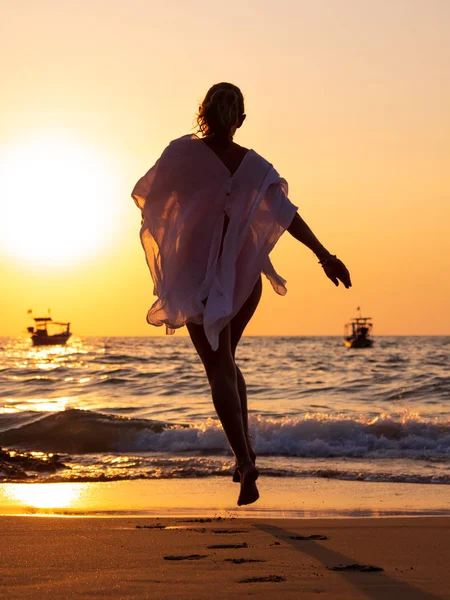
left=186, top=321, right=259, bottom=505
left=230, top=276, right=262, bottom=467
left=230, top=366, right=256, bottom=483
left=235, top=367, right=255, bottom=454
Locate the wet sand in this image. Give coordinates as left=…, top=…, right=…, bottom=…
left=1, top=516, right=449, bottom=599
left=1, top=477, right=450, bottom=518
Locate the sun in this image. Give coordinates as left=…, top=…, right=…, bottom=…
left=5, top=483, right=84, bottom=510
left=0, top=134, right=120, bottom=266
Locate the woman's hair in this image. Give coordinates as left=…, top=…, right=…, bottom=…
left=197, top=82, right=245, bottom=139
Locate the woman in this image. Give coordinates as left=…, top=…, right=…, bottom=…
left=132, top=82, right=351, bottom=506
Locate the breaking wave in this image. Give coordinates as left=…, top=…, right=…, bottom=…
left=1, top=408, right=450, bottom=460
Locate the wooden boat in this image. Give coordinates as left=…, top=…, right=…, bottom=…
left=27, top=312, right=72, bottom=346
left=344, top=308, right=373, bottom=348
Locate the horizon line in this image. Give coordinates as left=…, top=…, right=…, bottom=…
left=3, top=333, right=450, bottom=339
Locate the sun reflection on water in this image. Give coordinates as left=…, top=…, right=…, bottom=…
left=0, top=397, right=70, bottom=413
left=4, top=483, right=86, bottom=510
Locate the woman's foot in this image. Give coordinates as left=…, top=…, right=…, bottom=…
left=232, top=467, right=241, bottom=483
left=237, top=461, right=259, bottom=506
left=232, top=437, right=256, bottom=482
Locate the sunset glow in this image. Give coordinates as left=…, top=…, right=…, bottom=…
left=5, top=483, right=84, bottom=510
left=0, top=135, right=119, bottom=266
left=2, top=1, right=449, bottom=335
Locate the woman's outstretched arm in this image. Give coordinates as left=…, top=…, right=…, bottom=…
left=287, top=213, right=352, bottom=289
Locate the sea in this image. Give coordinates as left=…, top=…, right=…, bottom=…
left=1, top=335, right=449, bottom=486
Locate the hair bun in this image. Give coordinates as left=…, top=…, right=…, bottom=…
left=197, top=83, right=245, bottom=140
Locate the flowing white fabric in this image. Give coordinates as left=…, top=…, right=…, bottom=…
left=132, top=134, right=298, bottom=350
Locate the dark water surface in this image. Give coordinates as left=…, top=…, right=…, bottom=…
left=1, top=336, right=449, bottom=484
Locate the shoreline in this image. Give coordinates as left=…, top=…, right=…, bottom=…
left=1, top=477, right=449, bottom=519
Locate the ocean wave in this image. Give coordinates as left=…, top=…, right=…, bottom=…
left=1, top=408, right=450, bottom=461
left=93, top=354, right=151, bottom=365
left=0, top=409, right=173, bottom=453
left=1, top=449, right=449, bottom=485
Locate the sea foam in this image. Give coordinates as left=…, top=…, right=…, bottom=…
left=1, top=408, right=449, bottom=461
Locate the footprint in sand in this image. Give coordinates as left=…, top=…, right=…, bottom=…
left=212, top=529, right=247, bottom=534
left=208, top=543, right=248, bottom=549
left=329, top=563, right=384, bottom=572
left=163, top=554, right=208, bottom=561
left=239, top=575, right=285, bottom=583
left=290, top=534, right=328, bottom=541
left=163, top=527, right=208, bottom=533
left=225, top=558, right=266, bottom=564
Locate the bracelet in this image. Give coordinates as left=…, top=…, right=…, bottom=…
left=319, top=254, right=337, bottom=266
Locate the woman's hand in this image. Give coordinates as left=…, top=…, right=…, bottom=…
left=321, top=256, right=352, bottom=289
left=286, top=213, right=352, bottom=289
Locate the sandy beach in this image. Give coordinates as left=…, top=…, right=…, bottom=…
left=1, top=515, right=449, bottom=599
left=1, top=479, right=449, bottom=599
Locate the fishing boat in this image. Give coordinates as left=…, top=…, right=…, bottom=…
left=344, top=307, right=374, bottom=349
left=27, top=311, right=72, bottom=347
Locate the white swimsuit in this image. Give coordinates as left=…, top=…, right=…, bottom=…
left=132, top=134, right=297, bottom=350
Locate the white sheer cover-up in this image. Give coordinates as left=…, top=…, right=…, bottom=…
left=132, top=135, right=298, bottom=350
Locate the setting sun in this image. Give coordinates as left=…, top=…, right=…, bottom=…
left=4, top=483, right=84, bottom=510
left=0, top=135, right=120, bottom=266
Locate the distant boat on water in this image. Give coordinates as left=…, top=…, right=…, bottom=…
left=27, top=310, right=72, bottom=347
left=344, top=307, right=374, bottom=349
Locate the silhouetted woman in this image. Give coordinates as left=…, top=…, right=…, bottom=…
left=132, top=82, right=351, bottom=506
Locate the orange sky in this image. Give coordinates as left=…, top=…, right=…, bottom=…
left=1, top=0, right=449, bottom=336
